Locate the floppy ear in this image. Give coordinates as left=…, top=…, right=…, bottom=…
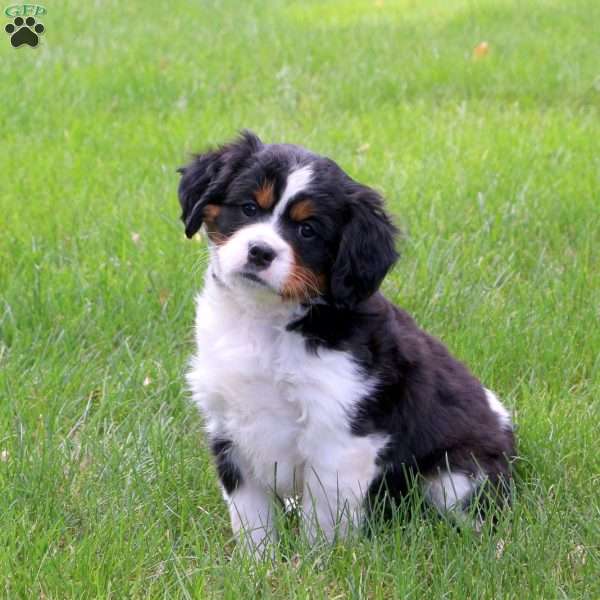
left=177, top=130, right=262, bottom=238
left=330, top=185, right=398, bottom=308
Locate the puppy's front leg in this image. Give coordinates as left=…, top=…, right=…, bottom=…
left=302, top=440, right=382, bottom=543
left=210, top=438, right=274, bottom=557
left=226, top=478, right=275, bottom=557
left=302, top=467, right=364, bottom=543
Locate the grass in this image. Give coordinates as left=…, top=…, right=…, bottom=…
left=1, top=0, right=599, bottom=597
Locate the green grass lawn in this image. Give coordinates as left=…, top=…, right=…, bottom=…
left=1, top=0, right=599, bottom=597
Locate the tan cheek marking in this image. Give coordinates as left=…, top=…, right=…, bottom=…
left=281, top=254, right=326, bottom=302
left=255, top=181, right=275, bottom=210
left=203, top=204, right=220, bottom=222
left=202, top=204, right=228, bottom=245
left=289, top=199, right=316, bottom=222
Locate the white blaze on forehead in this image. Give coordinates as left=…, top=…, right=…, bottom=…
left=273, top=165, right=313, bottom=220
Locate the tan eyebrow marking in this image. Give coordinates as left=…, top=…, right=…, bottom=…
left=254, top=181, right=275, bottom=210
left=289, top=199, right=316, bottom=222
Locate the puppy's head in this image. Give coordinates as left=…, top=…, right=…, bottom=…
left=178, top=131, right=397, bottom=308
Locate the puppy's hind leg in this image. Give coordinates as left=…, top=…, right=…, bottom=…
left=422, top=469, right=485, bottom=530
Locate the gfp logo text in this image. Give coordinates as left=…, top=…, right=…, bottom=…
left=5, top=4, right=46, bottom=17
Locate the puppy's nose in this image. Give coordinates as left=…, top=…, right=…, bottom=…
left=247, top=242, right=276, bottom=269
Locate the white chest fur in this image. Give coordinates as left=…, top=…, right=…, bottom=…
left=186, top=276, right=379, bottom=497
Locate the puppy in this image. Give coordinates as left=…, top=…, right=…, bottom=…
left=178, top=131, right=515, bottom=554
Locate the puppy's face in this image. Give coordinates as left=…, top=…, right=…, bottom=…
left=197, top=163, right=332, bottom=304
left=178, top=132, right=397, bottom=308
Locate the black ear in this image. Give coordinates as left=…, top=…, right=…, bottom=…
left=330, top=185, right=398, bottom=308
left=177, top=130, right=262, bottom=238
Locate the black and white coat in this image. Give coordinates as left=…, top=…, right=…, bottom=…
left=178, top=132, right=515, bottom=554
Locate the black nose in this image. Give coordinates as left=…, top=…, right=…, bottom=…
left=247, top=242, right=276, bottom=269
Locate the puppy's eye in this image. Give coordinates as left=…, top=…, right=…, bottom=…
left=298, top=223, right=315, bottom=239
left=242, top=203, right=258, bottom=217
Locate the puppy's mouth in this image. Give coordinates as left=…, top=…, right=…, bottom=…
left=236, top=270, right=279, bottom=294
left=239, top=271, right=268, bottom=287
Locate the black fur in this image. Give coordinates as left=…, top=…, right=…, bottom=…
left=329, top=184, right=398, bottom=308
left=178, top=131, right=262, bottom=238
left=210, top=437, right=243, bottom=495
